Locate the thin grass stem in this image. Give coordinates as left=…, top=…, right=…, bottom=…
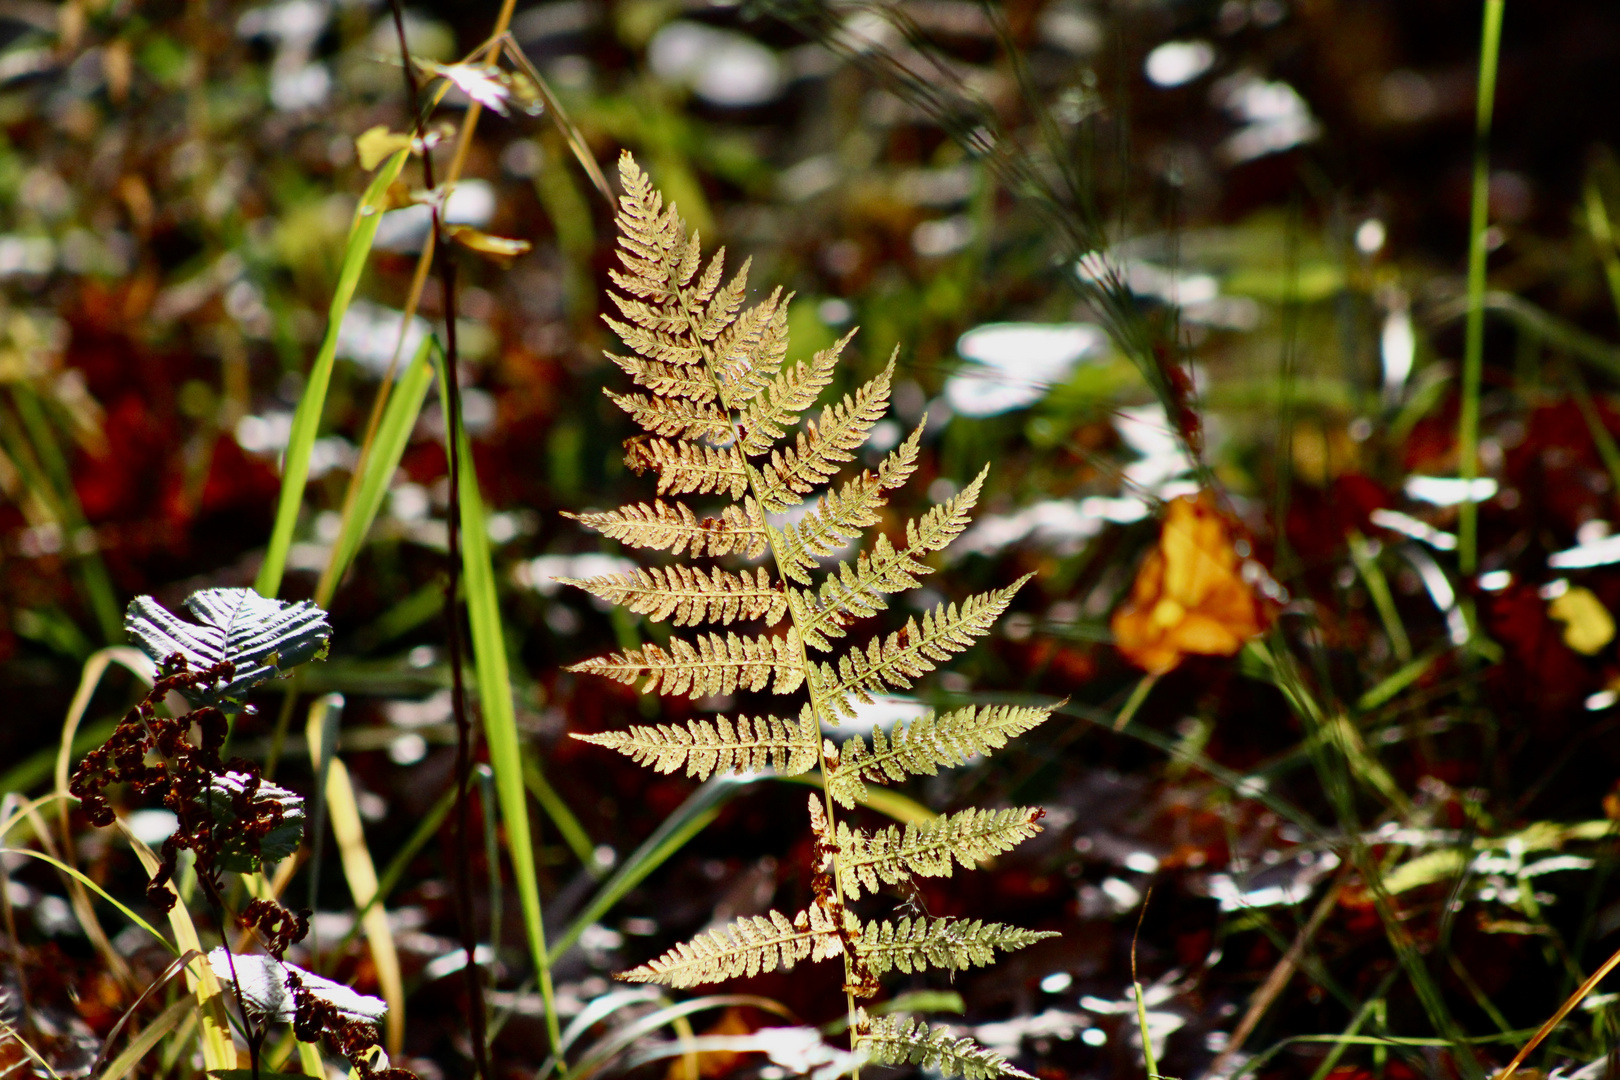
left=1457, top=0, right=1506, bottom=575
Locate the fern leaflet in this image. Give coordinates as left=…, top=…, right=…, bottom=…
left=858, top=1013, right=1033, bottom=1080
left=560, top=564, right=785, bottom=627
left=739, top=329, right=853, bottom=455
left=794, top=466, right=987, bottom=650
left=607, top=392, right=732, bottom=441
left=572, top=707, right=818, bottom=779
left=855, top=917, right=1056, bottom=976
left=812, top=576, right=1033, bottom=720
left=625, top=438, right=749, bottom=499
left=564, top=498, right=767, bottom=559
left=755, top=357, right=895, bottom=511
left=837, top=807, right=1045, bottom=899
left=772, top=426, right=925, bottom=584
left=622, top=906, right=844, bottom=989
left=567, top=628, right=805, bottom=697
left=827, top=703, right=1059, bottom=808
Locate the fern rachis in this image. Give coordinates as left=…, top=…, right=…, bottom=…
left=564, top=153, right=1060, bottom=1079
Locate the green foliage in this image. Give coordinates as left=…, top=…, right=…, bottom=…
left=577, top=708, right=819, bottom=779
left=124, top=587, right=331, bottom=706
left=621, top=906, right=844, bottom=988
left=855, top=917, right=1057, bottom=977
left=857, top=1013, right=1034, bottom=1080
left=827, top=704, right=1058, bottom=809
left=836, top=807, right=1047, bottom=900
left=565, top=153, right=1052, bottom=1080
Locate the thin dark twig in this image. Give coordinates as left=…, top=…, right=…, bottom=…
left=387, top=4, right=491, bottom=1077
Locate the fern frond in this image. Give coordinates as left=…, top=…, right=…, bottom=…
left=565, top=498, right=767, bottom=559
left=567, top=627, right=805, bottom=697
left=621, top=905, right=843, bottom=989
left=739, top=329, right=854, bottom=456
left=572, top=706, right=818, bottom=779
left=606, top=353, right=717, bottom=402
left=756, top=356, right=896, bottom=512
left=714, top=287, right=788, bottom=409
left=607, top=393, right=731, bottom=441
left=858, top=1014, right=1032, bottom=1080
left=559, top=565, right=786, bottom=627
left=827, top=703, right=1058, bottom=808
left=855, top=917, right=1056, bottom=977
left=836, top=806, right=1045, bottom=899
left=794, top=466, right=987, bottom=651
left=626, top=439, right=749, bottom=499
left=811, top=576, right=1032, bottom=720
left=773, top=424, right=925, bottom=585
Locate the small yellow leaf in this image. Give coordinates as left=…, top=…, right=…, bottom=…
left=1549, top=586, right=1615, bottom=655
left=355, top=126, right=412, bottom=172
left=446, top=225, right=532, bottom=265
left=1111, top=492, right=1268, bottom=675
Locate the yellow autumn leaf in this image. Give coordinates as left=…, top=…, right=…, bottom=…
left=446, top=225, right=533, bottom=265
left=1548, top=585, right=1615, bottom=655
left=1111, top=492, right=1267, bottom=675
left=355, top=125, right=413, bottom=172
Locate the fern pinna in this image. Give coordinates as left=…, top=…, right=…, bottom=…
left=564, top=152, right=1059, bottom=1078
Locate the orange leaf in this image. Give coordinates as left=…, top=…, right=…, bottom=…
left=1111, top=492, right=1267, bottom=675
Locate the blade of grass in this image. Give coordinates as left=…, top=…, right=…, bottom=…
left=113, top=822, right=237, bottom=1070
left=1586, top=177, right=1620, bottom=319
left=1132, top=900, right=1158, bottom=1080
left=443, top=390, right=565, bottom=1066
left=523, top=758, right=599, bottom=875
left=0, top=848, right=169, bottom=949
left=548, top=776, right=754, bottom=966
left=90, top=950, right=200, bottom=1077
left=1304, top=969, right=1403, bottom=1080
left=479, top=762, right=502, bottom=1047
left=1494, top=941, right=1620, bottom=1080
left=1565, top=360, right=1620, bottom=507
left=0, top=1016, right=62, bottom=1080
left=51, top=646, right=151, bottom=987
left=317, top=334, right=438, bottom=606
left=298, top=1038, right=327, bottom=1078
left=99, top=997, right=193, bottom=1080
left=336, top=781, right=457, bottom=956
left=1457, top=0, right=1506, bottom=575
left=254, top=146, right=411, bottom=600
left=0, top=400, right=121, bottom=653
left=568, top=995, right=798, bottom=1080
left=774, top=773, right=938, bottom=827
left=7, top=384, right=122, bottom=641
left=1349, top=533, right=1413, bottom=664
left=306, top=694, right=406, bottom=1059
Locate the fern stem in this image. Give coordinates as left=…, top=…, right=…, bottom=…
left=663, top=238, right=865, bottom=1066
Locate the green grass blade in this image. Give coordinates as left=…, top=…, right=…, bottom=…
left=100, top=997, right=192, bottom=1080
left=3, top=388, right=121, bottom=642
left=2, top=848, right=171, bottom=950
left=1456, top=0, right=1506, bottom=574
left=256, top=147, right=411, bottom=599
left=322, top=334, right=438, bottom=597
left=441, top=369, right=565, bottom=1067
left=335, top=781, right=457, bottom=957
left=548, top=776, right=752, bottom=965
left=523, top=757, right=600, bottom=876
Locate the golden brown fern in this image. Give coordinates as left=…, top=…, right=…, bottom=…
left=564, top=152, right=1060, bottom=1079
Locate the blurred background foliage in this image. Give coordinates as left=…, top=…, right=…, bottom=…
left=13, top=0, right=1620, bottom=1077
